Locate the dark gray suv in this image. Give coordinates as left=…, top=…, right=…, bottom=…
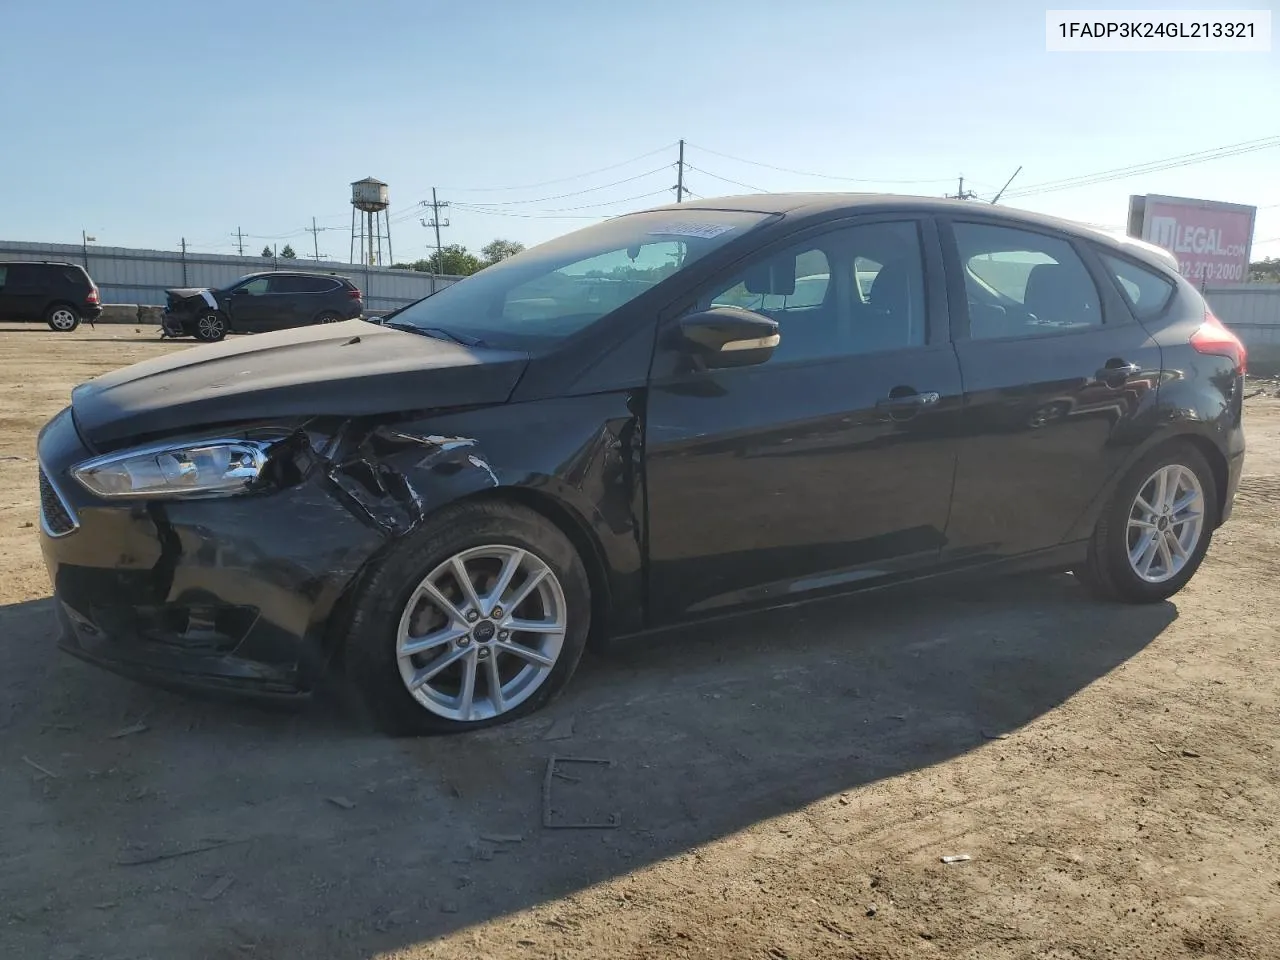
left=0, top=261, right=102, bottom=331
left=162, top=271, right=363, bottom=341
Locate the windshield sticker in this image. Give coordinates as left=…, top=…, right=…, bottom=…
left=647, top=223, right=735, bottom=240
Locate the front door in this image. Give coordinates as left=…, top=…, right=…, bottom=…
left=225, top=276, right=275, bottom=331
left=644, top=216, right=963, bottom=625
left=940, top=218, right=1163, bottom=560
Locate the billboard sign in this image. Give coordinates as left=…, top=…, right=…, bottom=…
left=1127, top=194, right=1256, bottom=285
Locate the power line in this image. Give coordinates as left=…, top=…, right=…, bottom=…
left=686, top=142, right=958, bottom=185
left=684, top=164, right=766, bottom=193
left=436, top=143, right=677, bottom=193
left=1005, top=135, right=1280, bottom=199
left=440, top=165, right=672, bottom=208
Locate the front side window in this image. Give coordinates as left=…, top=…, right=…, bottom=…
left=955, top=223, right=1101, bottom=339
left=700, top=220, right=927, bottom=362
left=386, top=209, right=772, bottom=348
left=0, top=266, right=7, bottom=288
left=240, top=277, right=270, bottom=296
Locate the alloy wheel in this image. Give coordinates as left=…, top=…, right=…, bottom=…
left=395, top=544, right=567, bottom=722
left=198, top=313, right=225, bottom=339
left=1126, top=463, right=1205, bottom=583
left=49, top=308, right=77, bottom=331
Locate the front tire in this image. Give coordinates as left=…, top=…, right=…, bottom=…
left=345, top=501, right=591, bottom=735
left=1077, top=443, right=1218, bottom=603
left=46, top=304, right=81, bottom=332
left=195, top=311, right=228, bottom=342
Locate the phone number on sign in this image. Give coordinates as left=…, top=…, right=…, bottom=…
left=1179, top=261, right=1246, bottom=282
left=1059, top=21, right=1255, bottom=38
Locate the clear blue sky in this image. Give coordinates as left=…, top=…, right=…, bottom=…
left=2, top=0, right=1277, bottom=261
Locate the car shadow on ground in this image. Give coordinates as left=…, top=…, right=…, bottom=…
left=0, top=573, right=1175, bottom=959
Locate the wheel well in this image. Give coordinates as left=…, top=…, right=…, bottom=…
left=315, top=485, right=617, bottom=678
left=1149, top=433, right=1230, bottom=526
left=466, top=486, right=614, bottom=646
left=46, top=300, right=78, bottom=316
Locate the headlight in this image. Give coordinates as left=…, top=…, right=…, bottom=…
left=72, top=438, right=273, bottom=499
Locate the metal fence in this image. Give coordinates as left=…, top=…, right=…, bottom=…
left=1205, top=284, right=1280, bottom=364
left=0, top=240, right=460, bottom=313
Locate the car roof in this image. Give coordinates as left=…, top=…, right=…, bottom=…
left=0, top=260, right=81, bottom=268
left=634, top=193, right=1177, bottom=271
left=236, top=270, right=354, bottom=281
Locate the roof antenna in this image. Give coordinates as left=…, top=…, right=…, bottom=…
left=990, top=166, right=1023, bottom=205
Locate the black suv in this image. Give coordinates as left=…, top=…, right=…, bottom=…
left=162, top=271, right=363, bottom=342
left=0, top=261, right=102, bottom=331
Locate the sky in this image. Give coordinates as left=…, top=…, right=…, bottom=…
left=1, top=0, right=1277, bottom=263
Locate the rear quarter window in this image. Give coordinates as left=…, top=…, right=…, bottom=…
left=1099, top=253, right=1175, bottom=320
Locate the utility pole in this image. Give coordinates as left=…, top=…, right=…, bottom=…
left=306, top=216, right=322, bottom=260
left=180, top=237, right=188, bottom=286
left=235, top=227, right=245, bottom=256
left=676, top=139, right=686, bottom=202
left=81, top=230, right=95, bottom=268
left=946, top=176, right=978, bottom=200
left=420, top=187, right=450, bottom=292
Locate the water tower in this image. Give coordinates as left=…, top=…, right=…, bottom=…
left=349, top=177, right=393, bottom=266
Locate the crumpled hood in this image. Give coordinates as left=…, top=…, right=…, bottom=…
left=165, top=287, right=211, bottom=299
left=72, top=320, right=530, bottom=447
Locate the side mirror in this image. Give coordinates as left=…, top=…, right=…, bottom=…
left=367, top=316, right=384, bottom=325
left=678, top=306, right=780, bottom=369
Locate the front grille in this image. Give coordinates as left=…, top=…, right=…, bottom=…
left=39, top=467, right=77, bottom=536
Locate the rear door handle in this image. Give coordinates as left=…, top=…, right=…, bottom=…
left=876, top=390, right=941, bottom=410
left=1095, top=360, right=1141, bottom=382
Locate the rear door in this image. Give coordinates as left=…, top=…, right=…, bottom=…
left=644, top=215, right=963, bottom=623
left=0, top=264, right=47, bottom=321
left=940, top=217, right=1163, bottom=561
left=0, top=265, right=13, bottom=320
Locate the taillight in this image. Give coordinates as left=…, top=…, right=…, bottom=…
left=86, top=288, right=99, bottom=304
left=1190, top=309, right=1246, bottom=373
left=347, top=288, right=362, bottom=300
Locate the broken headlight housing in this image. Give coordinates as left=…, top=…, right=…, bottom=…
left=72, top=438, right=275, bottom=499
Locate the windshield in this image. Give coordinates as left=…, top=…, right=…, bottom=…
left=386, top=209, right=772, bottom=347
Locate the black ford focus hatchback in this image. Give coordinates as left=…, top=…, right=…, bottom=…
left=37, top=195, right=1246, bottom=734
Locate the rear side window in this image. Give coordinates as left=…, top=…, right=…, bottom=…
left=1099, top=253, right=1175, bottom=320
left=60, top=267, right=87, bottom=285
left=0, top=266, right=7, bottom=287
left=954, top=223, right=1101, bottom=339
left=300, top=276, right=340, bottom=293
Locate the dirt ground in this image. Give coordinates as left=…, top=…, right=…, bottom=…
left=1, top=322, right=1278, bottom=960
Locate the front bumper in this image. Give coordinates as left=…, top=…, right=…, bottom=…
left=37, top=408, right=386, bottom=698
left=160, top=310, right=195, bottom=337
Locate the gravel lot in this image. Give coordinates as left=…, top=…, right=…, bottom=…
left=1, top=323, right=1278, bottom=960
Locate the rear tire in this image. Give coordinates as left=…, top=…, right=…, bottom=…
left=344, top=501, right=591, bottom=735
left=46, top=304, right=81, bottom=332
left=195, top=311, right=228, bottom=342
left=1076, top=443, right=1218, bottom=603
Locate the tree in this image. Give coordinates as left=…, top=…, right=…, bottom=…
left=280, top=244, right=297, bottom=259
left=481, top=238, right=525, bottom=266
left=1249, top=257, right=1280, bottom=283
left=260, top=245, right=273, bottom=258
left=423, top=244, right=484, bottom=277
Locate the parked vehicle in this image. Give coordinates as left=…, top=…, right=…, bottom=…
left=0, top=261, right=101, bottom=331
left=161, top=271, right=363, bottom=341
left=37, top=195, right=1246, bottom=735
